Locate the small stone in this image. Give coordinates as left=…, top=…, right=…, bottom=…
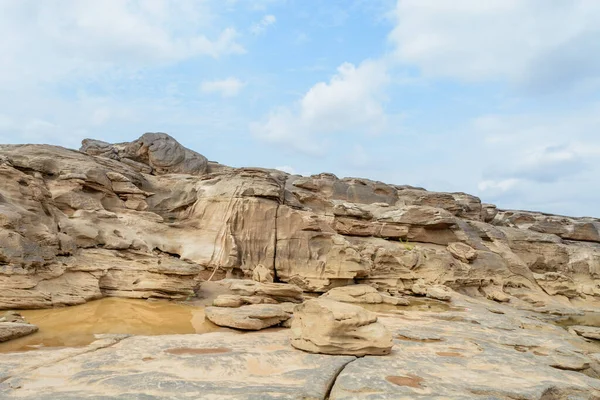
left=426, top=285, right=452, bottom=301
left=252, top=264, right=274, bottom=283
left=447, top=242, right=477, bottom=263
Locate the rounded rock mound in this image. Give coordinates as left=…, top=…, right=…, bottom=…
left=290, top=298, right=393, bottom=356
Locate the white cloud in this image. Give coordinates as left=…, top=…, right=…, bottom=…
left=223, top=0, right=284, bottom=11
left=251, top=15, right=277, bottom=35
left=201, top=78, right=246, bottom=97
left=251, top=59, right=390, bottom=155
left=347, top=144, right=371, bottom=168
left=294, top=32, right=310, bottom=44
left=275, top=165, right=296, bottom=174
left=466, top=104, right=600, bottom=215
left=0, top=0, right=245, bottom=85
left=389, top=0, right=600, bottom=91
left=478, top=179, right=521, bottom=193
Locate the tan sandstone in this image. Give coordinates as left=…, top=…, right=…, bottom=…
left=290, top=298, right=393, bottom=356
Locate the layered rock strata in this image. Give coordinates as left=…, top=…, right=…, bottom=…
left=290, top=298, right=393, bottom=356
left=1, top=133, right=599, bottom=313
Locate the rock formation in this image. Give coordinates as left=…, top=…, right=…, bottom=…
left=320, top=284, right=409, bottom=305
left=203, top=279, right=299, bottom=330
left=1, top=133, right=600, bottom=314
left=0, top=311, right=38, bottom=342
left=290, top=298, right=393, bottom=356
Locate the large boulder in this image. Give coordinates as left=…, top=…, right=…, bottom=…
left=123, top=133, right=208, bottom=175
left=252, top=264, right=274, bottom=283
left=290, top=299, right=393, bottom=356
left=205, top=303, right=293, bottom=330
left=81, top=133, right=209, bottom=176
left=426, top=285, right=453, bottom=301
left=447, top=242, right=477, bottom=263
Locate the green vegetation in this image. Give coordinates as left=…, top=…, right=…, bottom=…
left=399, top=237, right=415, bottom=251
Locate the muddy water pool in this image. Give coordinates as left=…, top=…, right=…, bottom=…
left=0, top=292, right=463, bottom=353
left=0, top=297, right=224, bottom=353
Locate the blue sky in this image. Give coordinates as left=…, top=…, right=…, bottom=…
left=1, top=0, right=599, bottom=217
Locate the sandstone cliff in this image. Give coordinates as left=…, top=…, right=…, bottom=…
left=1, top=133, right=599, bottom=311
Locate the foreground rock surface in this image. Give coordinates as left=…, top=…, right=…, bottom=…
left=329, top=295, right=600, bottom=399
left=290, top=298, right=393, bottom=356
left=1, top=294, right=599, bottom=399
left=0, top=332, right=354, bottom=400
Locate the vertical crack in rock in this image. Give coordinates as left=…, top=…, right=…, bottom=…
left=273, top=202, right=281, bottom=283
left=272, top=174, right=287, bottom=283
left=323, top=357, right=357, bottom=400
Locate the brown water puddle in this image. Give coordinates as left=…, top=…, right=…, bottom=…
left=386, top=374, right=424, bottom=388
left=0, top=297, right=224, bottom=353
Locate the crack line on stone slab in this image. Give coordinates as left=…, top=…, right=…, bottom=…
left=0, top=335, right=129, bottom=386
left=323, top=357, right=358, bottom=400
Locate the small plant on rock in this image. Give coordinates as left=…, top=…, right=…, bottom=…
left=399, top=237, right=415, bottom=251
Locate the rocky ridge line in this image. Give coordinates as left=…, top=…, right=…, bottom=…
left=0, top=133, right=599, bottom=313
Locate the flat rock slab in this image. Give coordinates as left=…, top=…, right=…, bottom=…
left=205, top=304, right=292, bottom=330
left=0, top=323, right=38, bottom=343
left=329, top=296, right=600, bottom=399
left=0, top=331, right=354, bottom=400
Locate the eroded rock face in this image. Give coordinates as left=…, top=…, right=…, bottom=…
left=321, top=285, right=409, bottom=305
left=1, top=134, right=600, bottom=311
left=290, top=298, right=393, bottom=356
left=212, top=294, right=278, bottom=308
left=220, top=280, right=304, bottom=303
left=494, top=210, right=600, bottom=243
